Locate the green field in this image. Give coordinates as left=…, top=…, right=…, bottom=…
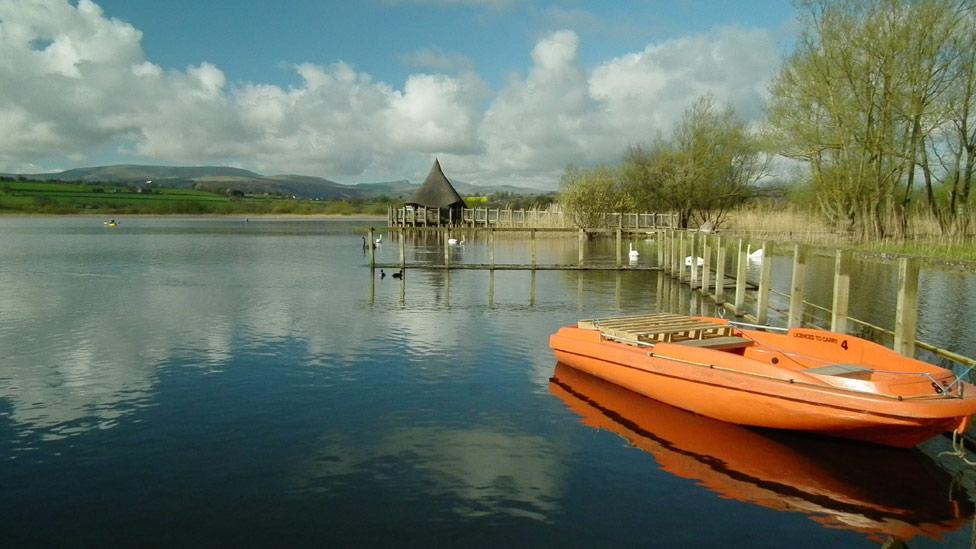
left=0, top=179, right=391, bottom=216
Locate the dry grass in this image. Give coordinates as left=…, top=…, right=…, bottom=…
left=719, top=205, right=976, bottom=264
left=722, top=205, right=842, bottom=244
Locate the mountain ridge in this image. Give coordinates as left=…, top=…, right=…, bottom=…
left=2, top=164, right=545, bottom=199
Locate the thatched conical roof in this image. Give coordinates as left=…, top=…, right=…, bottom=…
left=409, top=159, right=467, bottom=208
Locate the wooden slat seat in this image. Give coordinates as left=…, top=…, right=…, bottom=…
left=805, top=364, right=873, bottom=378
left=579, top=313, right=736, bottom=345
left=674, top=336, right=753, bottom=350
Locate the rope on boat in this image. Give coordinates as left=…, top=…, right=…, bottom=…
left=944, top=363, right=976, bottom=395
left=938, top=430, right=976, bottom=467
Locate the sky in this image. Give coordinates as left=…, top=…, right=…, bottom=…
left=0, top=0, right=797, bottom=189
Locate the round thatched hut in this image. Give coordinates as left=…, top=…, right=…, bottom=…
left=406, top=159, right=468, bottom=225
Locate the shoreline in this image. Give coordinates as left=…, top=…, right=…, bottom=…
left=0, top=212, right=387, bottom=221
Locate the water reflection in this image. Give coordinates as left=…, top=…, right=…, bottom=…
left=0, top=219, right=382, bottom=440
left=300, top=428, right=561, bottom=520
left=549, top=363, right=973, bottom=543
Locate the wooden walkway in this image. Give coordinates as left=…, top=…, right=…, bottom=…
left=389, top=207, right=677, bottom=229
left=373, top=263, right=661, bottom=271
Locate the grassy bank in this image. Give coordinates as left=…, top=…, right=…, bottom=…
left=0, top=180, right=393, bottom=216
left=721, top=205, right=976, bottom=266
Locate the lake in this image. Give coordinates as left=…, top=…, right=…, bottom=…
left=1, top=217, right=973, bottom=547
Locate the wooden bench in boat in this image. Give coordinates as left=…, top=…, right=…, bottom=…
left=674, top=335, right=753, bottom=350
left=805, top=364, right=874, bottom=379
left=578, top=313, right=749, bottom=349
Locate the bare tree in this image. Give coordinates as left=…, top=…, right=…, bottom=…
left=769, top=0, right=975, bottom=239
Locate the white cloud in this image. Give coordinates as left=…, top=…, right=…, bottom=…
left=454, top=27, right=780, bottom=188
left=0, top=1, right=780, bottom=189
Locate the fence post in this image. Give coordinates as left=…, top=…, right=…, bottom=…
left=678, top=232, right=687, bottom=283
left=830, top=250, right=850, bottom=334
left=578, top=228, right=585, bottom=265
left=531, top=228, right=537, bottom=268
left=616, top=228, right=622, bottom=267
left=399, top=232, right=405, bottom=268
left=672, top=230, right=681, bottom=277
left=701, top=235, right=711, bottom=295
left=714, top=236, right=725, bottom=303
left=756, top=241, right=773, bottom=325
left=368, top=228, right=376, bottom=268
left=788, top=243, right=807, bottom=328
left=443, top=228, right=450, bottom=268
left=489, top=228, right=495, bottom=270
left=654, top=229, right=664, bottom=268
left=894, top=257, right=920, bottom=357
left=734, top=239, right=747, bottom=315
left=663, top=230, right=671, bottom=274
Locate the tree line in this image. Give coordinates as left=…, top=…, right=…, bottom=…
left=561, top=0, right=976, bottom=239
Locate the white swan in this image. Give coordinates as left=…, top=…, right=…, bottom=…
left=448, top=237, right=464, bottom=245
left=684, top=256, right=704, bottom=267
left=747, top=245, right=764, bottom=262
left=375, top=234, right=383, bottom=244
left=628, top=243, right=639, bottom=259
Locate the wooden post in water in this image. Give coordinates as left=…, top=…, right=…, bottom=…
left=756, top=241, right=773, bottom=325
left=443, top=229, right=450, bottom=268
left=672, top=230, right=680, bottom=276
left=690, top=233, right=699, bottom=289
left=788, top=243, right=807, bottom=328
left=531, top=229, right=537, bottom=268
left=734, top=239, right=747, bottom=315
left=656, top=270, right=664, bottom=310
left=489, top=228, right=495, bottom=270
left=616, top=228, right=622, bottom=267
left=894, top=257, right=920, bottom=357
left=831, top=250, right=851, bottom=334
left=399, top=232, right=405, bottom=268
left=678, top=232, right=687, bottom=283
left=654, top=229, right=664, bottom=268
left=714, top=236, right=726, bottom=303
left=668, top=230, right=676, bottom=275
left=489, top=271, right=495, bottom=307
left=701, top=235, right=711, bottom=295
left=578, top=229, right=585, bottom=265
left=662, top=230, right=670, bottom=274
left=368, top=228, right=375, bottom=269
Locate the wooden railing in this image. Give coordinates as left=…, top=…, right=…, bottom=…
left=389, top=207, right=678, bottom=229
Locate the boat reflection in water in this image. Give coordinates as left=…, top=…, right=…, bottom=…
left=549, top=363, right=973, bottom=543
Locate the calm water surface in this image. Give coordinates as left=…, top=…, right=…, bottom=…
left=1, top=217, right=973, bottom=547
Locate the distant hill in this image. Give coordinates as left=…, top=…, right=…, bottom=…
left=3, top=164, right=547, bottom=199
left=42, top=164, right=262, bottom=182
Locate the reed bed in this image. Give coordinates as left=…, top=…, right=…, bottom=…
left=720, top=205, right=976, bottom=264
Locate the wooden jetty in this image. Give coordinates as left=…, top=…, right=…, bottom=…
left=389, top=206, right=677, bottom=229
left=366, top=225, right=974, bottom=377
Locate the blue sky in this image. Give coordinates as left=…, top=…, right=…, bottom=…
left=0, top=1, right=797, bottom=188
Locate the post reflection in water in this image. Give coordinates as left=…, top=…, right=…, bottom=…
left=367, top=266, right=732, bottom=316
left=549, top=363, right=974, bottom=544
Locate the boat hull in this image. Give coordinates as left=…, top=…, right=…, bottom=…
left=550, top=325, right=976, bottom=448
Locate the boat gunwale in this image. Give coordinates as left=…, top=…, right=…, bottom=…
left=553, top=347, right=972, bottom=428
left=590, top=332, right=964, bottom=403
left=646, top=349, right=962, bottom=403
left=552, top=340, right=974, bottom=419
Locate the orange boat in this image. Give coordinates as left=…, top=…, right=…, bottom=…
left=549, top=364, right=973, bottom=542
left=549, top=313, right=976, bottom=448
